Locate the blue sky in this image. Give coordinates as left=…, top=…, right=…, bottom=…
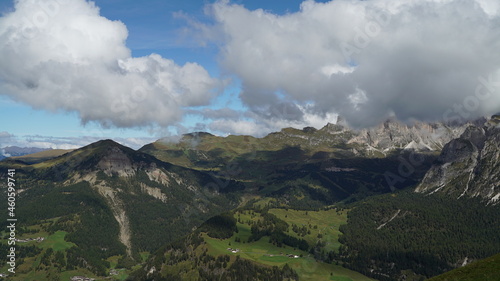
left=1, top=0, right=499, bottom=150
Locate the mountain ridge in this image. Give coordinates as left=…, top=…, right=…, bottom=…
left=140, top=118, right=475, bottom=173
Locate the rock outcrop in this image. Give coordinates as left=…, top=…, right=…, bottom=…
left=416, top=118, right=500, bottom=204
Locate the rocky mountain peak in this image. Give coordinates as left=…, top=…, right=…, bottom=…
left=36, top=139, right=160, bottom=181
left=347, top=118, right=468, bottom=153
left=416, top=118, right=500, bottom=204
left=97, top=145, right=136, bottom=177
left=459, top=126, right=487, bottom=150
left=436, top=138, right=478, bottom=164
left=320, top=122, right=346, bottom=133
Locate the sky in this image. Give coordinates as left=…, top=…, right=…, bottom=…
left=0, top=0, right=499, bottom=150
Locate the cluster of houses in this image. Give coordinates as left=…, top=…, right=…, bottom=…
left=70, top=276, right=95, bottom=281
left=15, top=237, right=45, bottom=243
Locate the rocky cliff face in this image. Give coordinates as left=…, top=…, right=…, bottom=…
left=348, top=118, right=469, bottom=153
left=416, top=117, right=500, bottom=204
left=270, top=117, right=471, bottom=157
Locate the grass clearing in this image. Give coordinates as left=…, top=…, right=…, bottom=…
left=269, top=208, right=348, bottom=252
left=202, top=209, right=374, bottom=281
left=39, top=231, right=75, bottom=251
left=139, top=251, right=150, bottom=262
left=204, top=230, right=373, bottom=281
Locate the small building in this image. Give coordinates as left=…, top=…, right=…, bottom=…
left=227, top=248, right=240, bottom=253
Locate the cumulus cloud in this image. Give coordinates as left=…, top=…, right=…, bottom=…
left=0, top=0, right=221, bottom=128
left=207, top=0, right=500, bottom=128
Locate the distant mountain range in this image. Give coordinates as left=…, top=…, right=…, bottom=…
left=0, top=146, right=49, bottom=160
left=1, top=117, right=499, bottom=280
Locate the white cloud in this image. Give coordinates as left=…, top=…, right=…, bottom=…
left=1, top=149, right=11, bottom=157
left=476, top=0, right=500, bottom=16
left=208, top=105, right=337, bottom=136
left=206, top=0, right=500, bottom=128
left=0, top=0, right=221, bottom=129
left=0, top=131, right=14, bottom=138
left=321, top=64, right=356, bottom=77
left=0, top=131, right=15, bottom=150
left=25, top=141, right=80, bottom=150
left=209, top=119, right=263, bottom=136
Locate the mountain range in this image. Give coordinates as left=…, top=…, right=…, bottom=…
left=1, top=117, right=499, bottom=280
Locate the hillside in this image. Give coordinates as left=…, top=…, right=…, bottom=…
left=133, top=189, right=500, bottom=281
left=427, top=253, right=500, bottom=281
left=0, top=140, right=242, bottom=280
left=336, top=191, right=500, bottom=280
